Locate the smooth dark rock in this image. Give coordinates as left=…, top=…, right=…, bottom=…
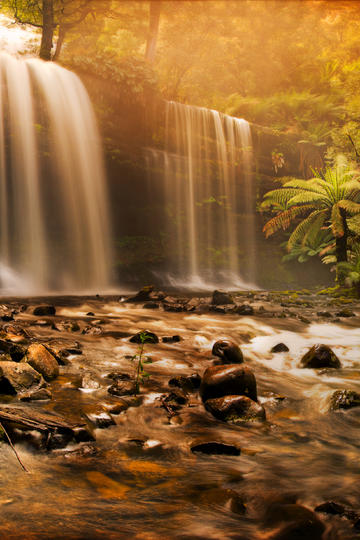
left=316, top=311, right=332, bottom=318
left=212, top=290, right=234, bottom=305
left=162, top=335, right=182, bottom=343
left=263, top=503, right=325, bottom=540
left=86, top=312, right=95, bottom=316
left=85, top=411, right=116, bottom=429
left=315, top=501, right=345, bottom=515
left=300, top=344, right=341, bottom=369
left=107, top=401, right=129, bottom=415
left=126, top=286, right=154, bottom=303
left=142, top=302, right=159, bottom=309
left=161, top=389, right=188, bottom=413
left=191, top=441, right=240, bottom=456
left=129, top=331, right=159, bottom=344
left=200, top=364, right=257, bottom=402
left=24, top=344, right=59, bottom=381
left=212, top=340, right=243, bottom=364
left=168, top=373, right=201, bottom=392
left=33, top=305, right=56, bottom=316
left=73, top=426, right=96, bottom=443
left=205, top=395, right=266, bottom=423
left=271, top=343, right=289, bottom=353
left=234, top=304, right=254, bottom=315
left=336, top=309, right=356, bottom=317
left=329, top=389, right=360, bottom=411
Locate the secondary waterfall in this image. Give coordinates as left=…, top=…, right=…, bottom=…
left=0, top=53, right=112, bottom=293
left=146, top=101, right=256, bottom=288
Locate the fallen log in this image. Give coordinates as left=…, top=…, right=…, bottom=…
left=0, top=405, right=85, bottom=433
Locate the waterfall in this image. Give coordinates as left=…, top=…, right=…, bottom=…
left=146, top=101, right=256, bottom=288
left=0, top=53, right=113, bottom=293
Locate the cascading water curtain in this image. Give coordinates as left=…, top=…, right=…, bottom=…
left=0, top=53, right=113, bottom=293
left=153, top=101, right=256, bottom=288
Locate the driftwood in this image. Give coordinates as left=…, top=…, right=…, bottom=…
left=0, top=405, right=85, bottom=433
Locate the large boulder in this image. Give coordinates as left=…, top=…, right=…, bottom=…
left=0, top=361, right=45, bottom=395
left=24, top=344, right=59, bottom=381
left=212, top=340, right=243, bottom=364
left=300, top=344, right=341, bottom=369
left=205, top=395, right=265, bottom=423
left=211, top=290, right=234, bottom=305
left=200, top=364, right=257, bottom=402
left=126, top=286, right=154, bottom=303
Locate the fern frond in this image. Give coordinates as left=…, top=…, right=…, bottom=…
left=262, top=188, right=304, bottom=207
left=263, top=205, right=313, bottom=238
left=338, top=200, right=360, bottom=214
left=301, top=210, right=328, bottom=247
left=347, top=215, right=360, bottom=235
left=287, top=191, right=327, bottom=206
left=287, top=210, right=325, bottom=250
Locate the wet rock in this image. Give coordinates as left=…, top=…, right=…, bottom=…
left=263, top=503, right=325, bottom=540
left=316, top=311, right=332, bottom=318
left=33, top=305, right=56, bottom=316
left=73, top=425, right=96, bottom=443
left=162, top=335, right=181, bottom=343
left=45, top=341, right=82, bottom=365
left=198, top=488, right=246, bottom=515
left=161, top=389, right=188, bottom=414
left=315, top=501, right=345, bottom=515
left=209, top=305, right=233, bottom=314
left=34, top=319, right=53, bottom=327
left=300, top=344, right=341, bottom=369
left=336, top=309, right=356, bottom=317
left=142, top=302, right=159, bottom=309
left=0, top=339, right=26, bottom=362
left=86, top=312, right=95, bottom=316
left=200, top=364, right=257, bottom=402
left=163, top=303, right=185, bottom=312
left=205, top=395, right=266, bottom=423
left=24, top=344, right=59, bottom=381
left=85, top=411, right=116, bottom=429
left=212, top=290, right=234, bottom=305
left=126, top=286, right=154, bottom=303
left=82, top=325, right=102, bottom=335
left=212, top=340, right=243, bottom=364
left=129, top=331, right=159, bottom=344
left=3, top=323, right=30, bottom=337
left=20, top=388, right=52, bottom=401
left=191, top=441, right=240, bottom=456
left=168, top=373, right=201, bottom=392
left=329, top=389, right=360, bottom=411
left=0, top=362, right=45, bottom=395
left=108, top=379, right=136, bottom=396
left=233, top=304, right=254, bottom=316
left=55, top=320, right=80, bottom=332
left=106, top=400, right=129, bottom=415
left=271, top=343, right=289, bottom=353
left=81, top=372, right=100, bottom=390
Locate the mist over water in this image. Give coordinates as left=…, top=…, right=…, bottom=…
left=0, top=53, right=113, bottom=294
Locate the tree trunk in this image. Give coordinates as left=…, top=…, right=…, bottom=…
left=40, top=0, right=54, bottom=61
left=145, top=1, right=161, bottom=63
left=53, top=24, right=66, bottom=61
left=335, top=208, right=348, bottom=263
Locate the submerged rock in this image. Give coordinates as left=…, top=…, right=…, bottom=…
left=200, top=364, right=257, bottom=402
left=162, top=335, right=182, bottom=343
left=191, top=441, right=240, bottom=456
left=205, top=395, right=265, bottom=423
left=233, top=304, right=254, bottom=316
left=168, top=373, right=201, bottom=392
left=211, top=290, right=234, bottom=305
left=108, top=379, right=137, bottom=397
left=0, top=361, right=45, bottom=395
left=142, top=302, right=159, bottom=309
left=25, top=344, right=59, bottom=381
left=329, top=389, right=360, bottom=411
left=129, top=331, right=159, bottom=344
left=263, top=503, right=325, bottom=540
left=271, top=343, right=289, bottom=353
left=336, top=309, right=356, bottom=317
left=212, top=340, right=243, bottom=364
left=315, top=501, right=345, bottom=515
left=33, top=305, right=56, bottom=316
left=54, top=320, right=80, bottom=332
left=300, top=344, right=341, bottom=369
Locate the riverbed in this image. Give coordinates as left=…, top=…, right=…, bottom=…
left=0, top=290, right=359, bottom=539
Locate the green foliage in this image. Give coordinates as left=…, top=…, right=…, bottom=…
left=262, top=156, right=360, bottom=266
left=130, top=332, right=152, bottom=396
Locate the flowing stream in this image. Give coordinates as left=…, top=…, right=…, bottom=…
left=0, top=53, right=113, bottom=294
left=0, top=295, right=358, bottom=539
